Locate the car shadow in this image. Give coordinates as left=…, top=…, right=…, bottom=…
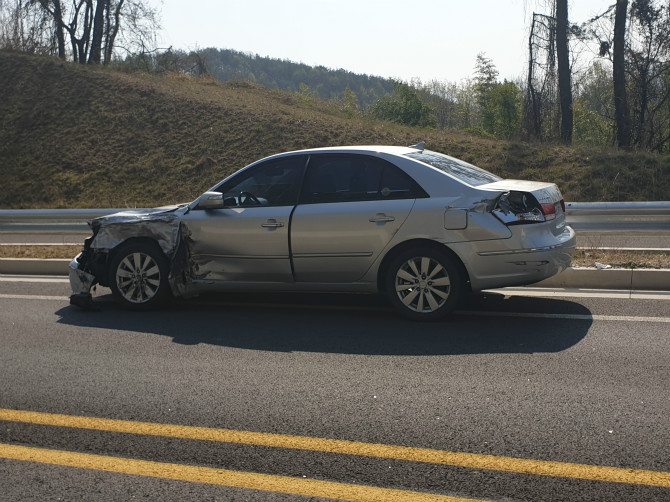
left=55, top=291, right=593, bottom=356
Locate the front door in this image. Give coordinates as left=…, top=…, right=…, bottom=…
left=182, top=155, right=307, bottom=282
left=183, top=205, right=294, bottom=282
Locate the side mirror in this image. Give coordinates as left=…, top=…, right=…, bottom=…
left=196, top=191, right=224, bottom=210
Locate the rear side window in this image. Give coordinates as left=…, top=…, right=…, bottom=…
left=406, top=150, right=501, bottom=187
left=301, top=154, right=428, bottom=204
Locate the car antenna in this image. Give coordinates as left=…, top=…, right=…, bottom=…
left=409, top=141, right=425, bottom=151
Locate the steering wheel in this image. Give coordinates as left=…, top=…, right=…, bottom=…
left=238, top=191, right=261, bottom=206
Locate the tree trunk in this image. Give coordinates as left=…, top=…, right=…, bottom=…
left=613, top=0, right=632, bottom=149
left=556, top=0, right=573, bottom=144
left=52, top=0, right=66, bottom=59
left=526, top=15, right=540, bottom=139
left=104, top=0, right=124, bottom=64
left=88, top=0, right=108, bottom=64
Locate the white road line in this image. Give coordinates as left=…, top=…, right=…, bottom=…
left=0, top=243, right=82, bottom=246
left=485, top=287, right=670, bottom=301
left=458, top=310, right=670, bottom=323
left=0, top=294, right=67, bottom=301
left=0, top=275, right=69, bottom=283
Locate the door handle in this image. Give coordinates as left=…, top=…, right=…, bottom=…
left=369, top=214, right=395, bottom=223
left=261, top=219, right=284, bottom=228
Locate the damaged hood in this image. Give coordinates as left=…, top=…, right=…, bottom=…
left=90, top=205, right=184, bottom=229
left=89, top=205, right=188, bottom=256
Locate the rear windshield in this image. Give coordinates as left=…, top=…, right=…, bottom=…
left=406, top=150, right=501, bottom=187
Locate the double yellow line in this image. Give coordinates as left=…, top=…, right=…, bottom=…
left=1, top=443, right=477, bottom=502
left=2, top=408, right=669, bottom=501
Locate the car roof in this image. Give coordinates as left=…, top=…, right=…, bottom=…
left=205, top=143, right=494, bottom=199
left=264, top=145, right=421, bottom=159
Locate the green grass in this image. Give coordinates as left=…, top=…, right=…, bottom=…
left=1, top=50, right=668, bottom=208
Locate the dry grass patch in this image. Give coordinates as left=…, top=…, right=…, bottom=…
left=571, top=249, right=670, bottom=269
left=0, top=245, right=82, bottom=259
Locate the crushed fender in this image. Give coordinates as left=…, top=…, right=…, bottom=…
left=69, top=205, right=196, bottom=309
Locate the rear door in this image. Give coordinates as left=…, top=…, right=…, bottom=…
left=290, top=154, right=426, bottom=283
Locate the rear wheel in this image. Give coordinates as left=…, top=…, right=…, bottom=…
left=109, top=242, right=170, bottom=310
left=385, top=247, right=461, bottom=321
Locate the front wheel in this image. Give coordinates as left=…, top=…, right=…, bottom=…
left=108, top=242, right=171, bottom=310
left=385, top=247, right=462, bottom=321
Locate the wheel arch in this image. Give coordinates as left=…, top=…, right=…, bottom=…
left=377, top=239, right=471, bottom=294
left=102, top=237, right=170, bottom=285
left=107, top=236, right=169, bottom=264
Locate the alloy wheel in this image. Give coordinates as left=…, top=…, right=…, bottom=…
left=115, top=252, right=162, bottom=304
left=394, top=255, right=452, bottom=314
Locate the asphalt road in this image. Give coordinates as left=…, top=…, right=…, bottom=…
left=1, top=277, right=669, bottom=501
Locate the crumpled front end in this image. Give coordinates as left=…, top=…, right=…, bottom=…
left=69, top=206, right=194, bottom=309
left=88, top=208, right=183, bottom=258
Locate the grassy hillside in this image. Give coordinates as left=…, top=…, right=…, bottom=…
left=1, top=51, right=668, bottom=208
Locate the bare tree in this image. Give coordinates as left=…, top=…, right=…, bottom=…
left=613, top=0, right=632, bottom=149
left=626, top=0, right=670, bottom=150
left=556, top=0, right=573, bottom=143
left=583, top=0, right=670, bottom=151
left=1, top=0, right=157, bottom=64
left=103, top=0, right=124, bottom=64
left=110, top=0, right=157, bottom=63
left=525, top=12, right=558, bottom=141
left=0, top=0, right=57, bottom=55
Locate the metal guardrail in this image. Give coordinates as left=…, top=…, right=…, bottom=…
left=565, top=201, right=670, bottom=232
left=566, top=201, right=670, bottom=213
left=0, top=202, right=669, bottom=233
left=0, top=208, right=121, bottom=232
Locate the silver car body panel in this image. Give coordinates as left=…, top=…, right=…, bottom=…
left=181, top=205, right=293, bottom=282
left=291, top=198, right=414, bottom=282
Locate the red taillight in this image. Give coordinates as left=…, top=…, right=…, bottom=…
left=492, top=192, right=565, bottom=226
left=541, top=203, right=556, bottom=220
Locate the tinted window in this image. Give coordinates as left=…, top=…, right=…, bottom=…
left=301, top=154, right=427, bottom=204
left=379, top=164, right=427, bottom=199
left=406, top=150, right=501, bottom=187
left=215, top=155, right=307, bottom=207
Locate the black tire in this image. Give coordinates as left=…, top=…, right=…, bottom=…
left=384, top=247, right=461, bottom=321
left=108, top=241, right=171, bottom=310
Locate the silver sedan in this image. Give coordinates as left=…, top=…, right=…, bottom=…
left=69, top=144, right=576, bottom=320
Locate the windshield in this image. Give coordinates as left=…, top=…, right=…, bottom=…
left=406, top=150, right=501, bottom=187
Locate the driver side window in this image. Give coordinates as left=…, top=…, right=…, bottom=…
left=215, top=155, right=307, bottom=207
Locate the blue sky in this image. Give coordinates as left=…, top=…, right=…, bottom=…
left=152, top=0, right=613, bottom=83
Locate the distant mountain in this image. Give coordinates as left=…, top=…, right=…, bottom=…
left=199, top=48, right=395, bottom=107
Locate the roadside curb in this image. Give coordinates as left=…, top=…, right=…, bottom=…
left=531, top=267, right=670, bottom=291
left=0, top=258, right=668, bottom=292
left=0, top=258, right=72, bottom=276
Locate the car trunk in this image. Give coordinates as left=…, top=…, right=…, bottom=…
left=479, top=179, right=567, bottom=236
